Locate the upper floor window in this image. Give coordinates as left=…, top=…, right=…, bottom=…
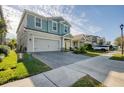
left=52, top=21, right=57, bottom=31
left=35, top=17, right=42, bottom=28
left=64, top=25, right=68, bottom=33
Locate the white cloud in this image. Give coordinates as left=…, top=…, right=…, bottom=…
left=87, top=25, right=102, bottom=33
left=2, top=6, right=22, bottom=38
left=2, top=5, right=102, bottom=38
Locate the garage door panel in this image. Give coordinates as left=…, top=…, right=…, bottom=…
left=34, top=38, right=60, bottom=52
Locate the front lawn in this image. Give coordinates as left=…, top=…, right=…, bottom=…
left=110, top=53, right=124, bottom=61
left=0, top=51, right=51, bottom=85
left=72, top=75, right=104, bottom=87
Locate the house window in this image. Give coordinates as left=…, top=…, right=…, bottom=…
left=64, top=25, right=68, bottom=32
left=35, top=17, right=42, bottom=28
left=52, top=21, right=57, bottom=31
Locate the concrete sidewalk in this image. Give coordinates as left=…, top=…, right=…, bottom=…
left=2, top=56, right=124, bottom=87
left=2, top=66, right=86, bottom=87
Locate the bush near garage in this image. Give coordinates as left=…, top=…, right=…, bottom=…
left=73, top=46, right=87, bottom=54
left=73, top=45, right=102, bottom=57
left=84, top=44, right=93, bottom=51
left=73, top=48, right=80, bottom=54
left=0, top=45, right=10, bottom=57
left=80, top=46, right=87, bottom=53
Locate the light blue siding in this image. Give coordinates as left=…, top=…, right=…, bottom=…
left=27, top=14, right=35, bottom=29
left=26, top=14, right=70, bottom=36
left=60, top=23, right=64, bottom=35
left=68, top=27, right=70, bottom=33
left=42, top=19, right=47, bottom=32
left=58, top=23, right=61, bottom=35
left=60, top=23, right=69, bottom=35
left=48, top=20, right=52, bottom=32
left=48, top=20, right=59, bottom=35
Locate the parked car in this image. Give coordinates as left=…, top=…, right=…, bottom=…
left=92, top=45, right=110, bottom=51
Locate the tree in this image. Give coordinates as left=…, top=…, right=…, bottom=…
left=114, top=37, right=124, bottom=47
left=8, top=39, right=17, bottom=49
left=0, top=19, right=7, bottom=44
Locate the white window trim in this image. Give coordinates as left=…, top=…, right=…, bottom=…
left=34, top=16, right=42, bottom=29
left=52, top=21, right=58, bottom=32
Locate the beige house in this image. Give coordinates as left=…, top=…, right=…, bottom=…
left=72, top=34, right=106, bottom=48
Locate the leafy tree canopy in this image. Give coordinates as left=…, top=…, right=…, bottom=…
left=114, top=36, right=124, bottom=46
left=0, top=19, right=6, bottom=28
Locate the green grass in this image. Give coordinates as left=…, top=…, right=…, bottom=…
left=0, top=51, right=51, bottom=85
left=84, top=50, right=107, bottom=57
left=73, top=48, right=106, bottom=57
left=72, top=75, right=104, bottom=87
left=110, top=53, right=124, bottom=61
left=84, top=51, right=101, bottom=57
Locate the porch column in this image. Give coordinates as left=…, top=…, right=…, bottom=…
left=70, top=39, right=72, bottom=48
left=61, top=36, right=65, bottom=51
left=78, top=40, right=80, bottom=48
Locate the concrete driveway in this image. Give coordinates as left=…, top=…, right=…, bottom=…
left=3, top=54, right=124, bottom=87
left=33, top=51, right=91, bottom=69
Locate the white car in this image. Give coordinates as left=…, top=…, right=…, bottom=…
left=92, top=45, right=110, bottom=51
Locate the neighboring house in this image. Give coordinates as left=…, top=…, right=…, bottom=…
left=0, top=5, right=6, bottom=45
left=72, top=34, right=106, bottom=48
left=17, top=10, right=72, bottom=52
left=105, top=41, right=111, bottom=45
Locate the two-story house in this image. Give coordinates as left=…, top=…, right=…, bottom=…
left=17, top=10, right=72, bottom=52
left=72, top=34, right=106, bottom=48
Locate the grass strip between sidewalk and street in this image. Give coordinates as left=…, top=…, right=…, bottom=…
left=72, top=75, right=105, bottom=87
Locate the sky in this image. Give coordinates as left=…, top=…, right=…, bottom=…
left=2, top=5, right=124, bottom=42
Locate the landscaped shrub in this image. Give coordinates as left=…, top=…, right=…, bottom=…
left=0, top=45, right=10, bottom=50
left=84, top=44, right=93, bottom=51
left=70, top=47, right=73, bottom=51
left=0, top=45, right=10, bottom=56
left=79, top=46, right=87, bottom=54
left=73, top=48, right=80, bottom=54
left=73, top=46, right=87, bottom=54
left=0, top=53, right=5, bottom=62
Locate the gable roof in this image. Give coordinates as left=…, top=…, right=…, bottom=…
left=72, top=34, right=84, bottom=41
left=16, top=10, right=26, bottom=33
left=73, top=33, right=105, bottom=42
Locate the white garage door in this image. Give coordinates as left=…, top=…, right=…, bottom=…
left=34, top=38, right=60, bottom=52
